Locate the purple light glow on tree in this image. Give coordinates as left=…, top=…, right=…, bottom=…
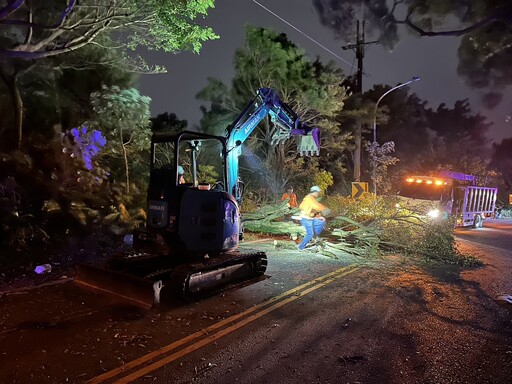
left=68, top=126, right=106, bottom=170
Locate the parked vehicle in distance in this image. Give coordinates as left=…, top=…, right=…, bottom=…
left=397, top=171, right=497, bottom=228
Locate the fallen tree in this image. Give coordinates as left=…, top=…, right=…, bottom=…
left=242, top=201, right=304, bottom=237
left=241, top=195, right=480, bottom=265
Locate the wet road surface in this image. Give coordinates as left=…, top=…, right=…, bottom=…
left=1, top=222, right=512, bottom=383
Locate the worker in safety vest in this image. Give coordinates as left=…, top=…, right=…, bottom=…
left=297, top=185, right=331, bottom=251
left=281, top=186, right=298, bottom=208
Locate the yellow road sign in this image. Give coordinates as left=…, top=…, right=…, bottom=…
left=351, top=182, right=368, bottom=199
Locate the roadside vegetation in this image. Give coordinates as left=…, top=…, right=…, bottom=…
left=497, top=208, right=512, bottom=219
left=243, top=193, right=482, bottom=266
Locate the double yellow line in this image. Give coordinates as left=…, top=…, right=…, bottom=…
left=88, top=264, right=359, bottom=384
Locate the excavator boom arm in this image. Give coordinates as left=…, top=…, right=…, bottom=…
left=226, top=88, right=320, bottom=202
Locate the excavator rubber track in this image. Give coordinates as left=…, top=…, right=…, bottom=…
left=169, top=249, right=267, bottom=298
left=74, top=249, right=267, bottom=308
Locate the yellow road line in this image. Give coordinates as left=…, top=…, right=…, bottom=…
left=116, top=267, right=359, bottom=383
left=88, top=264, right=359, bottom=384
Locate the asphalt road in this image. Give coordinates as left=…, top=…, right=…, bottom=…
left=455, top=218, right=512, bottom=251
left=1, top=221, right=512, bottom=383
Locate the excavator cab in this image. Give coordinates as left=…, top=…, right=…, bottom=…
left=134, top=131, right=240, bottom=256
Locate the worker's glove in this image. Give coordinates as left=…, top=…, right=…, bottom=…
left=321, top=208, right=333, bottom=218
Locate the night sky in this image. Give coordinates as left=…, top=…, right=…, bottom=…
left=137, top=0, right=511, bottom=143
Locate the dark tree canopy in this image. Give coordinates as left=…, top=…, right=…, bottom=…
left=491, top=138, right=512, bottom=191
left=312, top=0, right=512, bottom=94
left=150, top=112, right=188, bottom=134
left=359, top=82, right=497, bottom=186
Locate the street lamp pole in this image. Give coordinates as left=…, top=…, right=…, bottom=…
left=372, top=76, right=420, bottom=196
left=373, top=76, right=420, bottom=143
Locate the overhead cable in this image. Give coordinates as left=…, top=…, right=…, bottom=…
left=252, top=0, right=357, bottom=70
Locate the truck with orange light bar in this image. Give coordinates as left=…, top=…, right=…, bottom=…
left=396, top=171, right=497, bottom=228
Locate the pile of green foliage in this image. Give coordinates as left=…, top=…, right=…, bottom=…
left=326, top=194, right=480, bottom=265
left=497, top=208, right=512, bottom=219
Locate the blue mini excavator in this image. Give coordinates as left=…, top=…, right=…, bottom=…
left=75, top=88, right=320, bottom=307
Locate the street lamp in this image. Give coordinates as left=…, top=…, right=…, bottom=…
left=373, top=76, right=420, bottom=143
left=371, top=76, right=420, bottom=196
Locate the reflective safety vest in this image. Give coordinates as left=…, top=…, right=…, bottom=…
left=299, top=194, right=327, bottom=219
left=281, top=192, right=298, bottom=208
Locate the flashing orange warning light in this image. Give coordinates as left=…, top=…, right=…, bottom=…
left=405, top=176, right=449, bottom=186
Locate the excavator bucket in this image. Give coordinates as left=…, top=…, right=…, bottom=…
left=271, top=126, right=320, bottom=156
left=294, top=128, right=320, bottom=156
left=74, top=263, right=163, bottom=309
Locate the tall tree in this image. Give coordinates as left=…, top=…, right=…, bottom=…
left=491, top=138, right=512, bottom=198
left=369, top=87, right=430, bottom=165
left=312, top=0, right=512, bottom=100
left=89, top=86, right=152, bottom=195
left=424, top=99, right=492, bottom=175
left=0, top=0, right=218, bottom=148
left=197, top=26, right=350, bottom=195
left=361, top=84, right=497, bottom=187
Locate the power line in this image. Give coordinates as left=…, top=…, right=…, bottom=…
left=252, top=0, right=357, bottom=70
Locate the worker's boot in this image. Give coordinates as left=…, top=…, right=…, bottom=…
left=312, top=236, right=324, bottom=246
left=314, top=237, right=324, bottom=252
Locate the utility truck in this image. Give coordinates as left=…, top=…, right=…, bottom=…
left=397, top=171, right=497, bottom=228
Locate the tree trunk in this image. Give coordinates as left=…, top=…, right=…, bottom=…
left=0, top=68, right=22, bottom=149
left=0, top=63, right=36, bottom=150
left=13, top=73, right=23, bottom=150
left=120, top=128, right=130, bottom=195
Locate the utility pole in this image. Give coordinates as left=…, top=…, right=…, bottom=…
left=341, top=20, right=379, bottom=182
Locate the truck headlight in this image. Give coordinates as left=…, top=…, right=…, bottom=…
left=427, top=209, right=440, bottom=218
